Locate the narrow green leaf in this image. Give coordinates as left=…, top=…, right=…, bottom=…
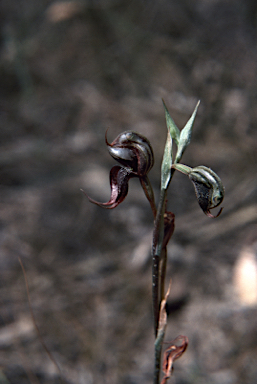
left=175, top=100, right=200, bottom=163
left=161, top=131, right=172, bottom=190
left=162, top=99, right=180, bottom=146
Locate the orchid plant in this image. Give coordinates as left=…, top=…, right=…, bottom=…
left=82, top=100, right=225, bottom=384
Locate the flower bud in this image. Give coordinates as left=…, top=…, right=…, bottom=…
left=188, top=166, right=224, bottom=218
left=106, top=131, right=154, bottom=177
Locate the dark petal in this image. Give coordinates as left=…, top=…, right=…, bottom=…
left=190, top=179, right=223, bottom=218
left=81, top=166, right=132, bottom=209
left=191, top=180, right=210, bottom=213
left=133, top=142, right=154, bottom=176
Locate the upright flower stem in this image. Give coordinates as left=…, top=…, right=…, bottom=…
left=152, top=168, right=176, bottom=384
left=160, top=248, right=168, bottom=303
left=83, top=100, right=223, bottom=384
left=152, top=187, right=167, bottom=336
left=154, top=327, right=165, bottom=384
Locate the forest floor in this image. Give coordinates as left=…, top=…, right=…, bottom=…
left=1, top=1, right=257, bottom=383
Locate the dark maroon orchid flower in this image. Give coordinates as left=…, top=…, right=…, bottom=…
left=82, top=131, right=155, bottom=210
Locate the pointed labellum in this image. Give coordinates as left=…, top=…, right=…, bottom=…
left=81, top=166, right=133, bottom=209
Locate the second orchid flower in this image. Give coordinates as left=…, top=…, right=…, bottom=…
left=82, top=131, right=156, bottom=213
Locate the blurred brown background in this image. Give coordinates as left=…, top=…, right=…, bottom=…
left=1, top=0, right=257, bottom=383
